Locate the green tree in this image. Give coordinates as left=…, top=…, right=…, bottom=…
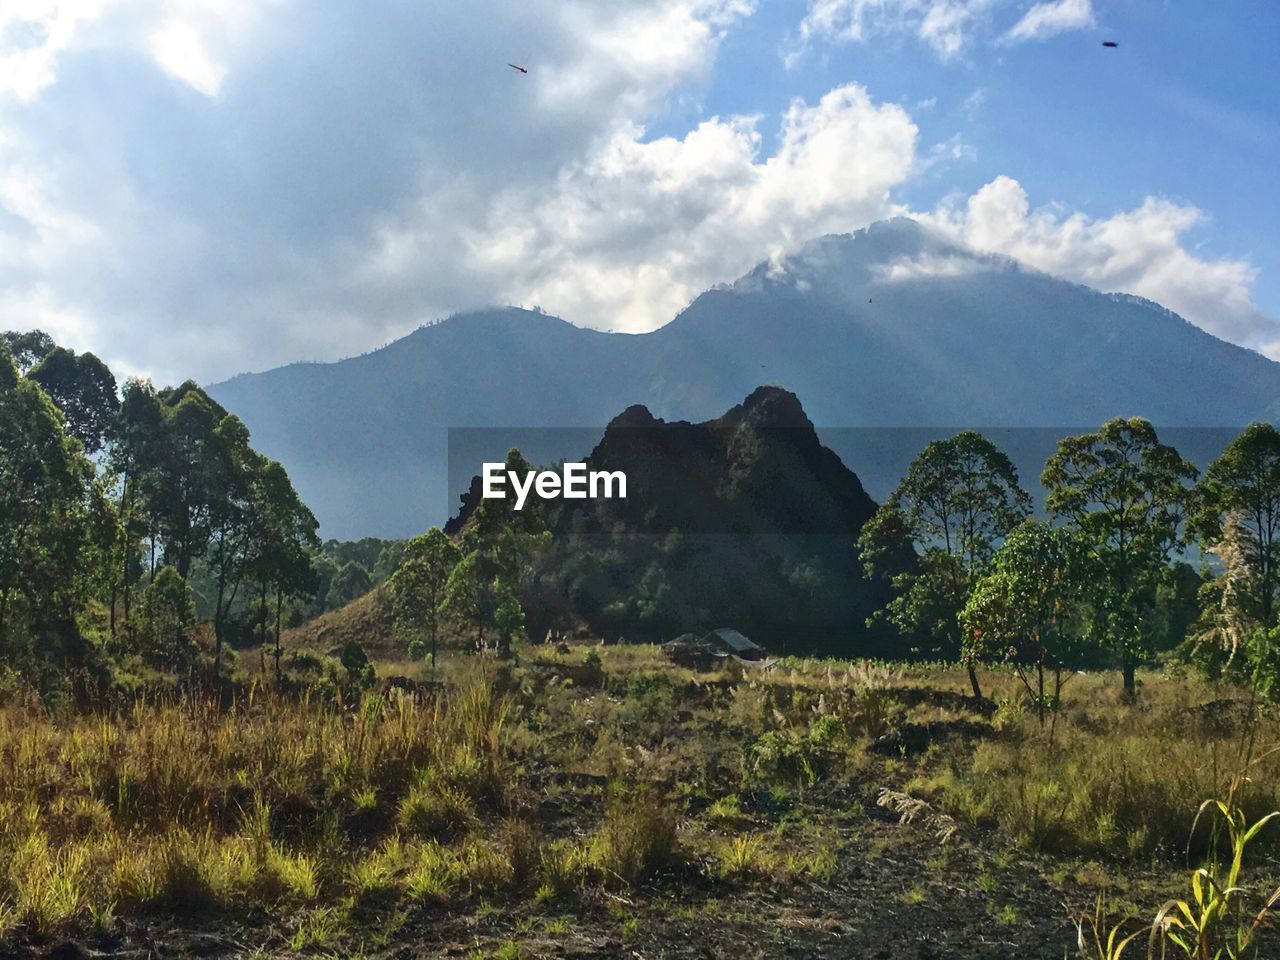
left=445, top=449, right=549, bottom=657
left=390, top=528, right=461, bottom=672
left=329, top=560, right=373, bottom=609
left=962, top=520, right=1090, bottom=727
left=151, top=382, right=227, bottom=578
left=1042, top=417, right=1198, bottom=698
left=131, top=566, right=198, bottom=674
left=248, top=460, right=319, bottom=683
left=28, top=346, right=119, bottom=454
left=202, top=415, right=261, bottom=676
left=860, top=430, right=1031, bottom=697
left=107, top=378, right=166, bottom=635
left=441, top=552, right=484, bottom=650
left=0, top=341, right=116, bottom=680
left=1191, top=423, right=1280, bottom=628
left=1, top=330, right=54, bottom=375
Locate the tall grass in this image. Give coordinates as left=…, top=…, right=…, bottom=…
left=0, top=670, right=514, bottom=937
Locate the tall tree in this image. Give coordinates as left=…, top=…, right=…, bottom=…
left=1, top=330, right=54, bottom=375
left=248, top=460, right=319, bottom=683
left=108, top=379, right=165, bottom=632
left=28, top=347, right=119, bottom=454
left=444, top=449, right=548, bottom=656
left=0, top=342, right=116, bottom=679
left=1042, top=417, right=1197, bottom=698
left=203, top=415, right=260, bottom=676
left=152, top=383, right=226, bottom=578
left=391, top=528, right=461, bottom=672
left=1191, top=423, right=1280, bottom=628
left=859, top=430, right=1031, bottom=697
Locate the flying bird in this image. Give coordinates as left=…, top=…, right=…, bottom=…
left=508, top=63, right=529, bottom=74
left=1101, top=41, right=1118, bottom=48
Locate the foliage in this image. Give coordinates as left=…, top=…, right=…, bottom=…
left=128, top=567, right=198, bottom=673
left=28, top=347, right=119, bottom=454
left=444, top=449, right=549, bottom=655
left=1043, top=418, right=1198, bottom=697
left=1082, top=795, right=1280, bottom=960
left=860, top=430, right=1031, bottom=693
left=1191, top=424, right=1280, bottom=629
left=0, top=340, right=116, bottom=686
left=962, top=520, right=1092, bottom=725
left=390, top=528, right=461, bottom=670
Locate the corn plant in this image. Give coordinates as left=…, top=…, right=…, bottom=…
left=1147, top=798, right=1280, bottom=960
left=1080, top=796, right=1280, bottom=960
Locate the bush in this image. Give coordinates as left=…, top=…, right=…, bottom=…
left=589, top=795, right=678, bottom=887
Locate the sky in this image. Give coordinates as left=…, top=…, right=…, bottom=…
left=0, top=0, right=1277, bottom=384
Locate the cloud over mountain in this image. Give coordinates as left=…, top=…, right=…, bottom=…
left=0, top=0, right=1276, bottom=382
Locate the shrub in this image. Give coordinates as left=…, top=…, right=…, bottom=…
left=589, top=796, right=678, bottom=887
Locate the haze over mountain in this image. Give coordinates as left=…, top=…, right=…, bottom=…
left=208, top=218, right=1280, bottom=538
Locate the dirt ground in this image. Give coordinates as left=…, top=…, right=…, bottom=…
left=6, top=797, right=1187, bottom=960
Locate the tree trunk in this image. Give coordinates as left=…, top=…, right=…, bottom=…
left=1122, top=659, right=1136, bottom=699
left=967, top=663, right=983, bottom=700
left=213, top=569, right=226, bottom=683
left=1035, top=661, right=1046, bottom=727
left=274, top=585, right=283, bottom=686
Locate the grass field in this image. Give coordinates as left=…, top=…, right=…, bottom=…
left=2, top=643, right=1279, bottom=959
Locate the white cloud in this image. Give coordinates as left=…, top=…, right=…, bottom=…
left=1005, top=0, right=1093, bottom=42
left=148, top=20, right=226, bottom=96
left=792, top=0, right=994, bottom=61
left=452, top=84, right=917, bottom=331
left=0, top=0, right=762, bottom=380
left=926, top=175, right=1278, bottom=354
left=0, top=1, right=108, bottom=102
left=791, top=0, right=1098, bottom=60
left=877, top=252, right=996, bottom=281
left=0, top=0, right=1275, bottom=386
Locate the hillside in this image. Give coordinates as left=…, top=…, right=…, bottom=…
left=208, top=218, right=1280, bottom=537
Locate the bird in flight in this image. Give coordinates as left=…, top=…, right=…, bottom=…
left=1101, top=41, right=1118, bottom=48
left=508, top=63, right=529, bottom=74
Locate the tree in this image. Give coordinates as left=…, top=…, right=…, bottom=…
left=329, top=561, right=373, bottom=609
left=390, top=528, right=461, bottom=672
left=108, top=378, right=166, bottom=634
left=28, top=347, right=119, bottom=454
left=0, top=341, right=116, bottom=681
left=248, top=460, right=319, bottom=683
left=1042, top=417, right=1197, bottom=698
left=1, top=330, right=54, bottom=375
left=202, top=414, right=261, bottom=677
left=131, top=567, right=198, bottom=674
left=445, top=449, right=549, bottom=657
left=860, top=430, right=1031, bottom=697
left=151, top=383, right=226, bottom=579
left=1191, top=423, right=1280, bottom=628
left=962, top=521, right=1090, bottom=728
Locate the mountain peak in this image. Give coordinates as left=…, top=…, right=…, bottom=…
left=725, top=385, right=813, bottom=431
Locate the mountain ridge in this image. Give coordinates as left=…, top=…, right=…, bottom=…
left=208, top=218, right=1280, bottom=538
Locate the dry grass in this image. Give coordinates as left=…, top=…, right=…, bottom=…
left=2, top=641, right=1278, bottom=953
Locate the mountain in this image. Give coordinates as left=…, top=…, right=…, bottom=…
left=451, top=386, right=893, bottom=654
left=208, top=218, right=1280, bottom=538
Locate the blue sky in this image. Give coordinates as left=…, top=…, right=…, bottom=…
left=688, top=0, right=1280, bottom=310
left=0, top=0, right=1276, bottom=382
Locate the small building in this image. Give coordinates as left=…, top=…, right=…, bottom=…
left=703, top=627, right=765, bottom=662
left=661, top=633, right=725, bottom=670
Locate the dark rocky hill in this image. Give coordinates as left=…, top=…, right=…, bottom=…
left=477, top=387, right=894, bottom=654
